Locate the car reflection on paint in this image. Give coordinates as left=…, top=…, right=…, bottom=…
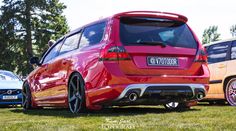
left=0, top=70, right=23, bottom=106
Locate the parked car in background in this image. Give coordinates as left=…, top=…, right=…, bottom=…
left=203, top=38, right=236, bottom=105
left=23, top=11, right=209, bottom=113
left=0, top=70, right=23, bottom=106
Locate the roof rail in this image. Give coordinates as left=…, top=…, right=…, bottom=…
left=113, top=11, right=188, bottom=23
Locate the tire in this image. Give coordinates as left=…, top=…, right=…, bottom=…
left=215, top=100, right=226, bottom=105
left=68, top=73, right=86, bottom=113
left=225, top=78, right=236, bottom=106
left=22, top=82, right=32, bottom=110
left=164, top=102, right=190, bottom=111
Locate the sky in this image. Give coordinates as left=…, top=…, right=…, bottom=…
left=60, top=0, right=236, bottom=40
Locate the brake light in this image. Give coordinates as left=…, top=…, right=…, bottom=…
left=99, top=46, right=131, bottom=61
left=194, top=49, right=207, bottom=63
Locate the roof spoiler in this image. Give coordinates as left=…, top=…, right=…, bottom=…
left=113, top=11, right=188, bottom=23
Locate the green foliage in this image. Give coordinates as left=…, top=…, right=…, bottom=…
left=230, top=25, right=236, bottom=37
left=0, top=0, right=69, bottom=75
left=202, top=25, right=221, bottom=45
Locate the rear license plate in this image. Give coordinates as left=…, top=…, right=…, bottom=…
left=3, top=95, right=18, bottom=100
left=147, top=56, right=179, bottom=66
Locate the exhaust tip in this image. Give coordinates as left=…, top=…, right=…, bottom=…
left=128, top=92, right=138, bottom=102
left=196, top=92, right=204, bottom=100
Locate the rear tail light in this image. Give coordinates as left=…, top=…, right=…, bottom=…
left=194, top=49, right=207, bottom=63
left=99, top=46, right=131, bottom=61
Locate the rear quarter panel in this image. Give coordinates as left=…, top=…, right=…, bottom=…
left=223, top=59, right=236, bottom=91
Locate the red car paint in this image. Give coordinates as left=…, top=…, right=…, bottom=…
left=25, top=11, right=209, bottom=111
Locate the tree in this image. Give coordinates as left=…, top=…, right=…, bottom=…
left=202, top=25, right=221, bottom=45
left=0, top=0, right=69, bottom=75
left=230, top=25, right=236, bottom=37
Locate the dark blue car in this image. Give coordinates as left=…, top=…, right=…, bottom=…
left=0, top=70, right=22, bottom=105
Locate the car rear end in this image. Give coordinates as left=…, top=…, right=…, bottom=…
left=91, top=11, right=209, bottom=106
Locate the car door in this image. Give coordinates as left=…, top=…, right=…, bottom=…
left=225, top=40, right=236, bottom=90
left=207, top=41, right=230, bottom=98
left=33, top=39, right=64, bottom=105
left=42, top=31, right=82, bottom=106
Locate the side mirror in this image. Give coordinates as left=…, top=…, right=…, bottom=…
left=48, top=39, right=55, bottom=47
left=29, top=57, right=41, bottom=66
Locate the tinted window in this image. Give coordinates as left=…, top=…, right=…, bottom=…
left=231, top=41, right=236, bottom=60
left=42, top=40, right=63, bottom=63
left=207, top=42, right=229, bottom=64
left=59, top=32, right=81, bottom=55
left=120, top=17, right=197, bottom=49
left=80, top=22, right=106, bottom=48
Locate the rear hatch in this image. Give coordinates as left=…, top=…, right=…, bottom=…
left=117, top=16, right=200, bottom=76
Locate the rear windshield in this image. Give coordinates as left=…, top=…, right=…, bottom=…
left=119, top=17, right=197, bottom=49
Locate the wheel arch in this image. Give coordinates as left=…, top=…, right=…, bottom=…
left=67, top=71, right=89, bottom=111
left=223, top=75, right=236, bottom=94
left=22, top=80, right=33, bottom=94
left=22, top=79, right=36, bottom=108
left=67, top=71, right=86, bottom=89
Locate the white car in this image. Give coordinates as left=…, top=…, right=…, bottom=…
left=0, top=70, right=23, bottom=106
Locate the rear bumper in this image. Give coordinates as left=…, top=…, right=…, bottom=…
left=88, top=83, right=207, bottom=106
left=85, top=62, right=209, bottom=108
left=115, top=84, right=206, bottom=103
left=117, top=84, right=205, bottom=99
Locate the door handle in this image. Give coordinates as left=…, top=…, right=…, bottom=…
left=43, top=64, right=49, bottom=71
left=62, top=59, right=67, bottom=65
left=218, top=64, right=226, bottom=68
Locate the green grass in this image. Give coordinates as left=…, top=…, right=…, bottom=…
left=0, top=104, right=235, bottom=131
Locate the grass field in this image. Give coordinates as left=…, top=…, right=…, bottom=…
left=0, top=104, right=235, bottom=131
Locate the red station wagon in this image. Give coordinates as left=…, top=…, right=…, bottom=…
left=23, top=11, right=210, bottom=113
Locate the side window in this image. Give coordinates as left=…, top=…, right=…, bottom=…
left=231, top=41, right=236, bottom=60
left=79, top=22, right=106, bottom=49
left=42, top=40, right=63, bottom=64
left=59, top=32, right=81, bottom=55
left=207, top=42, right=229, bottom=64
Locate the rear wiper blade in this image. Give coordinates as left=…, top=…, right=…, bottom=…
left=132, top=41, right=167, bottom=47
